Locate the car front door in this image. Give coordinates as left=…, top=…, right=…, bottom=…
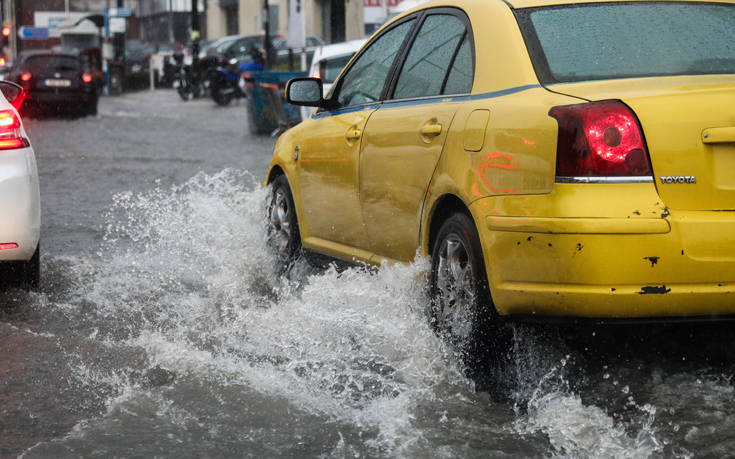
left=296, top=17, right=417, bottom=260
left=359, top=10, right=475, bottom=261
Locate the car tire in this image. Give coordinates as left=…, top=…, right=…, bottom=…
left=430, top=212, right=514, bottom=390
left=86, top=96, right=98, bottom=116
left=0, top=242, right=40, bottom=292
left=266, top=174, right=301, bottom=270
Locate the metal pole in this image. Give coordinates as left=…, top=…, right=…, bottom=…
left=263, top=0, right=270, bottom=69
left=149, top=58, right=154, bottom=90
left=14, top=0, right=20, bottom=55
left=191, top=0, right=199, bottom=81
left=169, top=0, right=174, bottom=43
left=300, top=0, right=307, bottom=70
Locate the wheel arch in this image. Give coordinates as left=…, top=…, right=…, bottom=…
left=266, top=164, right=285, bottom=185
left=427, top=193, right=474, bottom=254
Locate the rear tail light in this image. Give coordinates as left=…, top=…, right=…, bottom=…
left=549, top=100, right=652, bottom=178
left=82, top=72, right=93, bottom=83
left=0, top=110, right=28, bottom=150
left=0, top=243, right=18, bottom=250
left=20, top=71, right=32, bottom=82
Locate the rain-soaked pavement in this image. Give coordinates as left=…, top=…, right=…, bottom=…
left=2, top=89, right=735, bottom=457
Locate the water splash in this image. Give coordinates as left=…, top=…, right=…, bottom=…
left=10, top=169, right=694, bottom=457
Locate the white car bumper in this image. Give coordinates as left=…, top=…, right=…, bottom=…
left=0, top=145, right=40, bottom=262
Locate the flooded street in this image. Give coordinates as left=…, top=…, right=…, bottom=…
left=2, top=90, right=735, bottom=457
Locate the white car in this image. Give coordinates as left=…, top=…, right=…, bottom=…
left=0, top=81, right=40, bottom=290
left=300, top=39, right=368, bottom=121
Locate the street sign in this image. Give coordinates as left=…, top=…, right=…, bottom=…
left=109, top=17, right=126, bottom=33
left=17, top=26, right=50, bottom=40
left=107, top=7, right=132, bottom=17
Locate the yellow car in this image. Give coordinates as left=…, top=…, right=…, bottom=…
left=266, top=0, right=735, bottom=352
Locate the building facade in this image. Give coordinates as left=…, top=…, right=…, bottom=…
left=9, top=0, right=139, bottom=53
left=137, top=0, right=205, bottom=44
left=206, top=0, right=364, bottom=44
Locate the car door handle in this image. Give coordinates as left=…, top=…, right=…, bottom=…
left=420, top=123, right=442, bottom=137
left=702, top=126, right=735, bottom=144
left=346, top=128, right=362, bottom=141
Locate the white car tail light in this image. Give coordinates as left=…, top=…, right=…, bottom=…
left=0, top=110, right=29, bottom=150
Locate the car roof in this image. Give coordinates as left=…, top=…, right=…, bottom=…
left=505, top=0, right=735, bottom=8
left=20, top=50, right=79, bottom=61
left=395, top=0, right=734, bottom=14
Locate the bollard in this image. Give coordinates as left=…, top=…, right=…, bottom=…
left=149, top=61, right=155, bottom=91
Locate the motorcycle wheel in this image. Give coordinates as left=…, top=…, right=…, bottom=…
left=211, top=84, right=233, bottom=106
left=177, top=83, right=191, bottom=101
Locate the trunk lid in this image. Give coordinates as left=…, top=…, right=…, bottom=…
left=25, top=55, right=83, bottom=92
left=547, top=75, right=735, bottom=211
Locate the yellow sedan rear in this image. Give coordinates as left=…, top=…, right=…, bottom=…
left=266, top=0, right=735, bottom=352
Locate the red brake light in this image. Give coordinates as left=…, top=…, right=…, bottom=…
left=20, top=72, right=32, bottom=82
left=0, top=243, right=18, bottom=250
left=549, top=100, right=652, bottom=177
left=0, top=110, right=27, bottom=150
left=82, top=73, right=93, bottom=83
left=0, top=110, right=20, bottom=130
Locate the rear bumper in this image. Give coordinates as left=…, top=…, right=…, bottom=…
left=472, top=184, right=735, bottom=319
left=0, top=145, right=40, bottom=262
left=26, top=90, right=93, bottom=106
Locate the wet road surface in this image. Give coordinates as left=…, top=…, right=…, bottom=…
left=2, top=90, right=735, bottom=457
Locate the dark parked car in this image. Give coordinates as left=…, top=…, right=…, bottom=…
left=205, top=34, right=325, bottom=67
left=125, top=39, right=148, bottom=72
left=9, top=51, right=98, bottom=116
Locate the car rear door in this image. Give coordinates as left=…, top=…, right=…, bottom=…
left=359, top=9, right=474, bottom=261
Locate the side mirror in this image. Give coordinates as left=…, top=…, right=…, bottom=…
left=0, top=81, right=25, bottom=110
left=285, top=77, right=323, bottom=107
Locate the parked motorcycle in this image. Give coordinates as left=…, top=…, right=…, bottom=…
left=173, top=52, right=208, bottom=101
left=210, top=58, right=264, bottom=106
left=210, top=47, right=265, bottom=106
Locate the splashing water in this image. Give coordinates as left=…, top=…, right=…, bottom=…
left=9, top=169, right=695, bottom=457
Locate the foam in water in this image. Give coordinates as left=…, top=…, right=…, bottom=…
left=21, top=169, right=678, bottom=457
left=510, top=332, right=663, bottom=458
left=50, top=169, right=473, bottom=454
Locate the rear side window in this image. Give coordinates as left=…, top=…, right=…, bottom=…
left=25, top=56, right=81, bottom=74
left=443, top=35, right=472, bottom=95
left=517, top=2, right=735, bottom=83
left=393, top=14, right=469, bottom=99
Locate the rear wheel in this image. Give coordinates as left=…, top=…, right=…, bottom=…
left=266, top=175, right=301, bottom=270
left=86, top=96, right=98, bottom=116
left=211, top=82, right=233, bottom=106
left=0, top=242, right=40, bottom=292
left=430, top=213, right=513, bottom=390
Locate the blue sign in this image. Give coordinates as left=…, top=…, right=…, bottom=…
left=107, top=7, right=132, bottom=17
left=18, top=26, right=50, bottom=40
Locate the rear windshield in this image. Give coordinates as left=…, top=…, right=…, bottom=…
left=515, top=2, right=735, bottom=83
left=320, top=54, right=354, bottom=83
left=25, top=55, right=81, bottom=74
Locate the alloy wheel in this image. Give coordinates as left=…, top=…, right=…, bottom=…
left=268, top=187, right=293, bottom=259
left=434, top=233, right=476, bottom=340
